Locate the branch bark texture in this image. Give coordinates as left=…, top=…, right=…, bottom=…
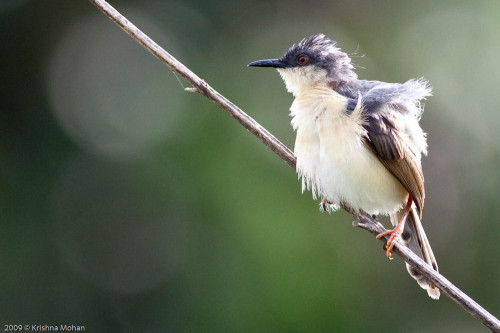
left=88, top=1, right=500, bottom=331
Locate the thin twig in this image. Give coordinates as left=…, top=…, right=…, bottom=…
left=88, top=0, right=500, bottom=331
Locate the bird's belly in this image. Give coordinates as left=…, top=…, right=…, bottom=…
left=295, top=117, right=407, bottom=215
left=320, top=141, right=406, bottom=215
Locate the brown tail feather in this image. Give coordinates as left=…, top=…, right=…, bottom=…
left=390, top=205, right=440, bottom=299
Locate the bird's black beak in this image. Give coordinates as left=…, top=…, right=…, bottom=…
left=248, top=58, right=286, bottom=68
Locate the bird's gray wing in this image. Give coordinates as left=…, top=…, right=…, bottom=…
left=342, top=79, right=430, bottom=216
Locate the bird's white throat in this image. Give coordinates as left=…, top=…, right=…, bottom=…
left=277, top=67, right=330, bottom=97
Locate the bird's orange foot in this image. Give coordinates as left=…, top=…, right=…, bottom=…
left=376, top=197, right=413, bottom=259
left=376, top=224, right=405, bottom=260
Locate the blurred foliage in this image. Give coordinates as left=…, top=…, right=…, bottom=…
left=1, top=0, right=500, bottom=331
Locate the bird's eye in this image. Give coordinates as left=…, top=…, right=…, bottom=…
left=296, top=54, right=309, bottom=66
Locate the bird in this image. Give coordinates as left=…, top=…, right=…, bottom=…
left=248, top=33, right=440, bottom=299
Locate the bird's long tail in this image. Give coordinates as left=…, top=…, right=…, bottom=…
left=390, top=205, right=440, bottom=299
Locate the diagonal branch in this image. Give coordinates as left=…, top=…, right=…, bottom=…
left=88, top=0, right=500, bottom=331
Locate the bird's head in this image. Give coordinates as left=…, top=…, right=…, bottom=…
left=248, top=34, right=357, bottom=96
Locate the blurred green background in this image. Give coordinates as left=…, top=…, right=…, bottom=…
left=1, top=0, right=500, bottom=331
